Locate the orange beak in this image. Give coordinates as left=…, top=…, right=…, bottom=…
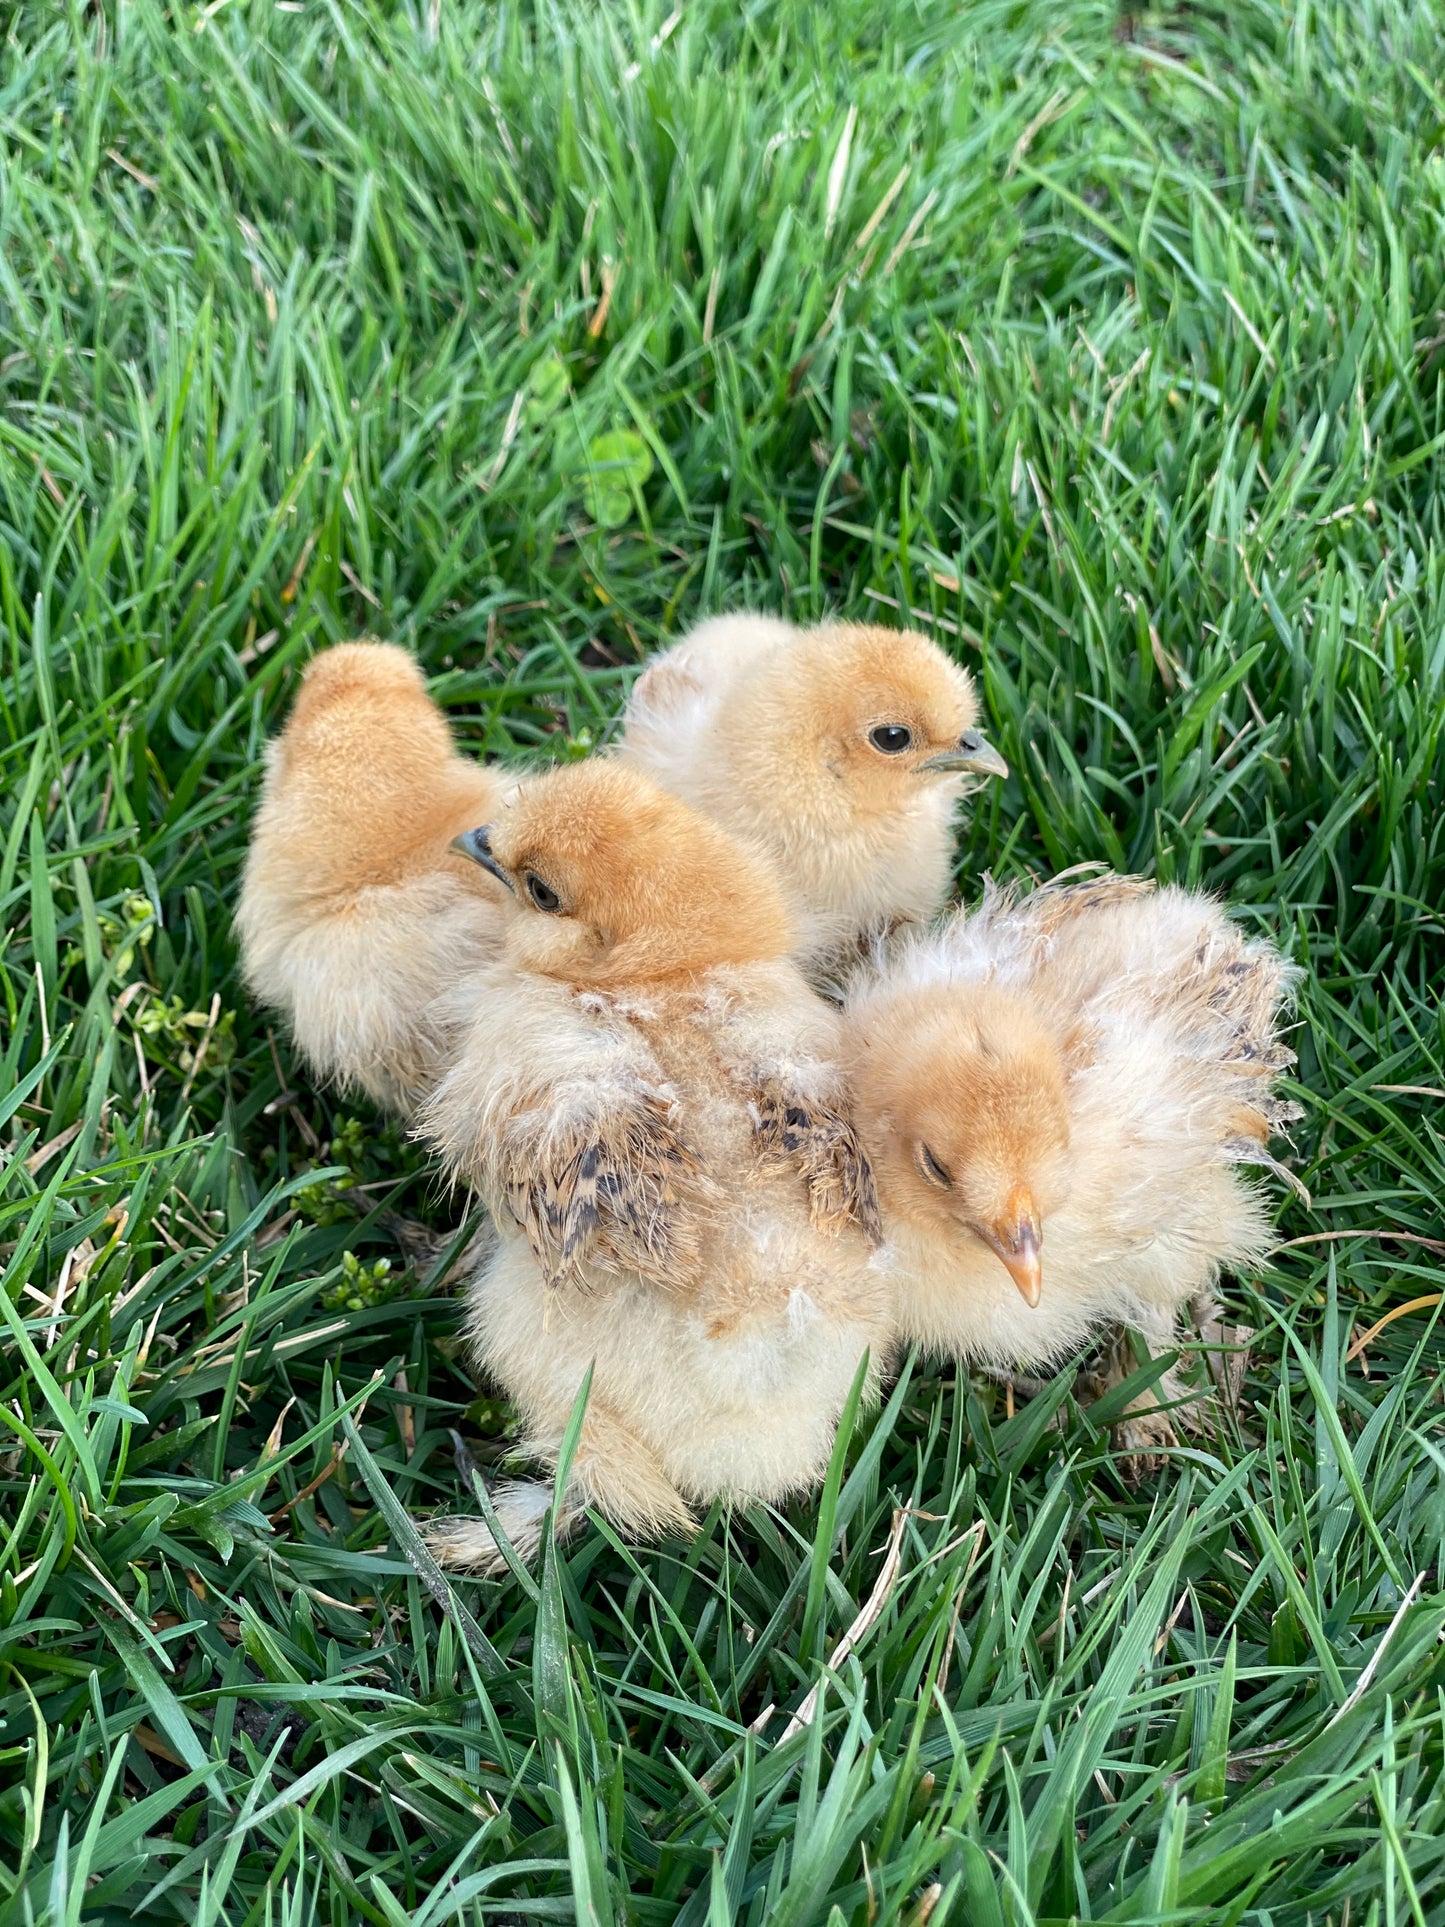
left=976, top=1201, right=1044, bottom=1308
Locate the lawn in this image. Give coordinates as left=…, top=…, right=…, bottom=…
left=2, top=0, right=1444, bottom=1919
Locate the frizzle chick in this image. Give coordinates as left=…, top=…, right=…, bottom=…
left=843, top=875, right=1300, bottom=1398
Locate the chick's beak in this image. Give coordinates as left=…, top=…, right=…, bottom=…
left=918, top=728, right=1009, bottom=779
left=977, top=1206, right=1044, bottom=1308
left=450, top=825, right=513, bottom=892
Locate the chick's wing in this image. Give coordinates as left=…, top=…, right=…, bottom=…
left=498, top=1085, right=718, bottom=1294
left=750, top=1073, right=882, bottom=1242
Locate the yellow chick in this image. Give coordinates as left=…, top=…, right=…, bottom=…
left=417, top=760, right=890, bottom=1569
left=236, top=642, right=508, bottom=1115
left=842, top=875, right=1300, bottom=1388
left=617, top=615, right=1007, bottom=962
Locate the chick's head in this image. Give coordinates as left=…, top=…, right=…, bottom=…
left=453, top=761, right=793, bottom=986
left=847, top=983, right=1071, bottom=1306
left=724, top=623, right=1006, bottom=824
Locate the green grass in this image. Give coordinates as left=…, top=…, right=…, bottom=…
left=2, top=0, right=1444, bottom=1918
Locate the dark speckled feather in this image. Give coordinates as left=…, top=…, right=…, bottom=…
left=751, top=1074, right=883, bottom=1242
left=499, top=1090, right=717, bottom=1294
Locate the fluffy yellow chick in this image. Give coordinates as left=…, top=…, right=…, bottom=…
left=618, top=615, right=1007, bottom=961
left=236, top=642, right=508, bottom=1115
left=842, top=875, right=1300, bottom=1382
left=417, top=760, right=890, bottom=1569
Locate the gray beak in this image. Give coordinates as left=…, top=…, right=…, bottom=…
left=919, top=729, right=1009, bottom=779
left=451, top=825, right=513, bottom=891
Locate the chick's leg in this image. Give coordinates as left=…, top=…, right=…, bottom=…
left=425, top=1405, right=695, bottom=1574
left=237, top=643, right=506, bottom=1114
left=562, top=1405, right=697, bottom=1543
left=1106, top=1297, right=1220, bottom=1477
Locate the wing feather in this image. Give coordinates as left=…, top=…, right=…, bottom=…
left=499, top=1088, right=716, bottom=1293
left=751, top=1074, right=882, bottom=1242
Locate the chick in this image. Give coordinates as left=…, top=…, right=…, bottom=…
left=417, top=760, right=890, bottom=1569
left=842, top=875, right=1300, bottom=1395
left=237, top=642, right=508, bottom=1116
left=618, top=615, right=1007, bottom=962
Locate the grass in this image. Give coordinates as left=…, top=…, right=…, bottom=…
left=2, top=0, right=1444, bottom=1918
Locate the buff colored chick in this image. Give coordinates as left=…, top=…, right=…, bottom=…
left=237, top=642, right=508, bottom=1116
left=842, top=875, right=1300, bottom=1406
left=418, top=760, right=890, bottom=1569
left=618, top=615, right=1007, bottom=963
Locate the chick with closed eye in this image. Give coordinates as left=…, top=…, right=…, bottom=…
left=237, top=642, right=509, bottom=1117
left=419, top=760, right=889, bottom=1571
left=618, top=615, right=1007, bottom=968
left=842, top=875, right=1300, bottom=1416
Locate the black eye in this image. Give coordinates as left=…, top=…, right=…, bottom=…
left=525, top=873, right=562, bottom=913
left=916, top=1144, right=953, bottom=1189
left=869, top=724, right=913, bottom=754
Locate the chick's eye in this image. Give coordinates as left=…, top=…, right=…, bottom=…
left=915, top=1144, right=953, bottom=1189
left=525, top=873, right=562, bottom=913
left=869, top=723, right=913, bottom=754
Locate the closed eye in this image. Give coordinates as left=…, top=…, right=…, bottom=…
left=915, top=1143, right=953, bottom=1189
left=525, top=872, right=563, bottom=913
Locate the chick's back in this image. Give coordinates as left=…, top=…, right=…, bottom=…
left=990, top=877, right=1300, bottom=1146
left=237, top=642, right=506, bottom=1114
